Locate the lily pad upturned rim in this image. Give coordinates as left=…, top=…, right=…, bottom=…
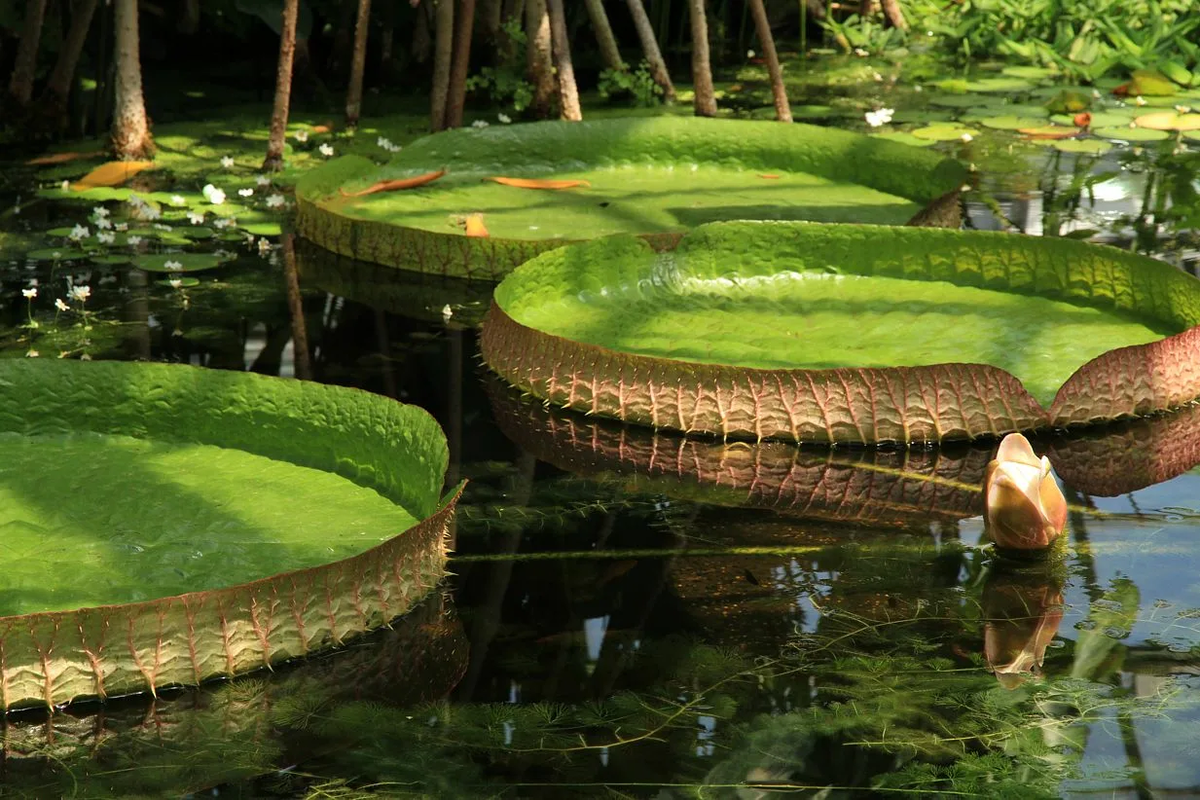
left=480, top=221, right=1200, bottom=445
left=0, top=360, right=458, bottom=710
left=295, top=117, right=968, bottom=281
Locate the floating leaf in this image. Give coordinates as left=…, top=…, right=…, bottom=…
left=911, top=125, right=979, bottom=141
left=155, top=277, right=201, bottom=288
left=132, top=253, right=226, bottom=273
left=71, top=161, right=155, bottom=190
left=485, top=177, right=592, bottom=190
left=1018, top=126, right=1081, bottom=140
left=930, top=94, right=998, bottom=108
left=25, top=247, right=77, bottom=261
left=1092, top=126, right=1172, bottom=142
left=1133, top=111, right=1200, bottom=131
left=90, top=254, right=134, bottom=264
left=1050, top=111, right=1130, bottom=128
left=1051, top=139, right=1113, bottom=154
left=979, top=115, right=1050, bottom=131
left=869, top=131, right=937, bottom=147
left=1127, top=69, right=1177, bottom=97
left=339, top=169, right=447, bottom=197
left=964, top=77, right=1035, bottom=93
left=1001, top=65, right=1058, bottom=80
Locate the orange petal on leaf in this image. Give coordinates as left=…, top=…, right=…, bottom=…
left=758, top=173, right=781, bottom=179
left=311, top=123, right=334, bottom=134
left=486, top=176, right=591, bottom=190
left=338, top=169, right=447, bottom=197
left=26, top=150, right=102, bottom=166
left=71, top=160, right=155, bottom=190
left=465, top=213, right=489, bottom=237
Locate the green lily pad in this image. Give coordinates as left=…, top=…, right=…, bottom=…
left=910, top=125, right=979, bottom=141
left=1093, top=125, right=1172, bottom=141
left=978, top=115, right=1050, bottom=131
left=25, top=247, right=78, bottom=261
left=156, top=276, right=202, bottom=287
left=45, top=226, right=80, bottom=237
left=132, top=253, right=227, bottom=272
left=869, top=131, right=937, bottom=148
left=179, top=225, right=216, bottom=239
left=986, top=103, right=1051, bottom=118
left=1052, top=139, right=1113, bottom=154
left=481, top=221, right=1200, bottom=444
left=0, top=359, right=455, bottom=709
left=90, top=253, right=134, bottom=264
left=1001, top=65, right=1059, bottom=80
left=929, top=94, right=1000, bottom=108
left=1050, top=111, right=1131, bottom=127
left=296, top=117, right=968, bottom=280
left=964, top=77, right=1036, bottom=93
left=1134, top=111, right=1200, bottom=131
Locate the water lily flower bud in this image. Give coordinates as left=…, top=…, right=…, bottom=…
left=983, top=567, right=1064, bottom=688
left=984, top=433, right=1067, bottom=550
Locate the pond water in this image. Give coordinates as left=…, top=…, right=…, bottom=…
left=3, top=84, right=1200, bottom=798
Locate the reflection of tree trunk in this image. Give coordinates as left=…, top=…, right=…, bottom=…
left=524, top=0, right=555, bottom=118
left=748, top=0, right=790, bottom=122
left=546, top=0, right=580, bottom=121
left=445, top=0, right=476, bottom=128
left=179, top=0, right=201, bottom=33
left=124, top=268, right=152, bottom=360
left=111, top=0, right=154, bottom=159
left=42, top=0, right=100, bottom=119
left=584, top=0, right=623, bottom=72
left=430, top=0, right=454, bottom=130
left=880, top=0, right=907, bottom=29
left=282, top=235, right=313, bottom=381
left=7, top=0, right=47, bottom=106
left=626, top=0, right=674, bottom=101
left=263, top=0, right=299, bottom=170
left=345, top=0, right=372, bottom=127
left=687, top=0, right=716, bottom=117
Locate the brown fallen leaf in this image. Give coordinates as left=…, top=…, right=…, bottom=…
left=71, top=160, right=155, bottom=190
left=758, top=173, right=781, bottom=179
left=464, top=213, right=489, bottom=237
left=485, top=176, right=591, bottom=190
left=26, top=151, right=103, bottom=166
left=338, top=169, right=447, bottom=197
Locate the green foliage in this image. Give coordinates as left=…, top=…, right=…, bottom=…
left=597, top=62, right=665, bottom=108
left=465, top=18, right=534, bottom=113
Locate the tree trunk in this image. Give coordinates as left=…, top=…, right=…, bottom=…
left=345, top=0, right=371, bottom=127
left=687, top=0, right=716, bottom=117
left=480, top=0, right=502, bottom=42
left=625, top=0, right=674, bottom=101
left=8, top=0, right=48, bottom=106
left=263, top=0, right=300, bottom=171
left=179, top=0, right=201, bottom=34
left=430, top=0, right=454, bottom=130
left=747, top=0, right=790, bottom=121
left=880, top=0, right=907, bottom=30
left=583, top=0, right=623, bottom=72
left=42, top=0, right=99, bottom=112
left=859, top=0, right=877, bottom=15
left=111, top=0, right=153, bottom=159
left=444, top=0, right=476, bottom=128
left=546, top=0, right=580, bottom=121
left=524, top=0, right=555, bottom=118
left=412, top=2, right=432, bottom=63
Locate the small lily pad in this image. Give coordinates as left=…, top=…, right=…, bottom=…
left=1052, top=139, right=1113, bottom=154
left=1050, top=111, right=1131, bottom=128
left=1001, top=65, right=1058, bottom=80
left=929, top=94, right=997, bottom=109
left=869, top=131, right=937, bottom=148
left=25, top=248, right=76, bottom=261
left=964, top=77, right=1035, bottom=93
left=90, top=254, right=134, bottom=265
left=1093, top=126, right=1172, bottom=142
left=132, top=253, right=226, bottom=273
left=45, top=227, right=79, bottom=238
left=1133, top=111, right=1200, bottom=131
left=156, top=277, right=201, bottom=288
left=1018, top=125, right=1081, bottom=139
left=179, top=226, right=216, bottom=240
left=911, top=125, right=980, bottom=141
left=979, top=115, right=1049, bottom=130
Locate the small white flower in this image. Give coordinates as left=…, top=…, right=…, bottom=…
left=864, top=108, right=894, bottom=128
left=294, top=129, right=309, bottom=142
left=80, top=353, right=92, bottom=361
left=471, top=120, right=490, bottom=129
left=201, top=184, right=226, bottom=205
left=221, top=156, right=235, bottom=168
left=128, top=235, right=143, bottom=246
left=127, top=193, right=144, bottom=207
left=68, top=224, right=89, bottom=241
left=442, top=304, right=453, bottom=322
left=164, top=259, right=184, bottom=271
left=114, top=222, right=128, bottom=231
left=55, top=298, right=69, bottom=311
left=238, top=187, right=254, bottom=197
left=960, top=132, right=973, bottom=142
left=95, top=217, right=113, bottom=230
left=914, top=85, right=923, bottom=93
left=1135, top=95, right=1147, bottom=106
left=256, top=174, right=272, bottom=186
left=319, top=143, right=335, bottom=157
left=70, top=285, right=91, bottom=302
left=60, top=180, right=70, bottom=191
left=213, top=217, right=235, bottom=229
left=257, top=238, right=272, bottom=256
left=244, top=232, right=257, bottom=245
left=377, top=136, right=393, bottom=149
left=93, top=206, right=110, bottom=219
left=153, top=223, right=173, bottom=232
left=1092, top=89, right=1102, bottom=99
left=187, top=210, right=205, bottom=225
left=265, top=193, right=286, bottom=208
left=872, top=70, right=883, bottom=82
left=25, top=350, right=38, bottom=358
left=498, top=113, right=512, bottom=124
left=137, top=204, right=162, bottom=221
left=1175, top=104, right=1193, bottom=114
left=170, top=194, right=187, bottom=206
left=747, top=49, right=756, bottom=58
left=22, top=288, right=37, bottom=299
left=854, top=47, right=869, bottom=57
left=168, top=278, right=183, bottom=289
left=96, top=231, right=115, bottom=244
left=51, top=250, right=61, bottom=259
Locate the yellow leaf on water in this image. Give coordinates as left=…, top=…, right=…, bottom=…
left=464, top=213, right=489, bottom=237
left=71, top=161, right=155, bottom=190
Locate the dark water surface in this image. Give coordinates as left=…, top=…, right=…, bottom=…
left=1, top=136, right=1200, bottom=799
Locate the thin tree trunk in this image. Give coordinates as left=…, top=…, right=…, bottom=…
left=546, top=0, right=580, bottom=120
left=687, top=0, right=716, bottom=117
left=111, top=0, right=153, bottom=159
left=480, top=0, right=502, bottom=42
left=42, top=0, right=99, bottom=110
left=859, top=0, right=876, bottom=15
left=263, top=0, right=300, bottom=171
left=345, top=0, right=371, bottom=127
left=378, top=0, right=394, bottom=72
left=430, top=0, right=454, bottom=130
left=8, top=0, right=48, bottom=106
left=747, top=0, right=790, bottom=121
left=880, top=0, right=907, bottom=29
left=625, top=0, right=674, bottom=101
left=502, top=0, right=524, bottom=23
left=584, top=0, right=623, bottom=72
left=179, top=0, right=201, bottom=34
left=444, top=0, right=476, bottom=128
left=411, top=2, right=432, bottom=63
left=524, top=0, right=555, bottom=118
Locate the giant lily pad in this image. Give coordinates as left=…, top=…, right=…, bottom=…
left=295, top=117, right=968, bottom=280
left=0, top=360, right=458, bottom=709
left=481, top=221, right=1200, bottom=444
